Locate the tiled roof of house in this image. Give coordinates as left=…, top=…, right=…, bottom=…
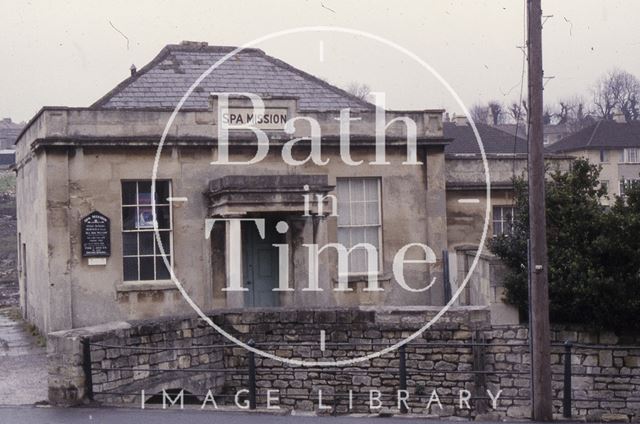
left=495, top=123, right=528, bottom=138
left=92, top=42, right=374, bottom=112
left=444, top=121, right=527, bottom=155
left=0, top=118, right=24, bottom=149
left=548, top=120, right=640, bottom=152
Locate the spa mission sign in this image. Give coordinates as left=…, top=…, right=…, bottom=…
left=221, top=107, right=289, bottom=130
left=81, top=211, right=111, bottom=257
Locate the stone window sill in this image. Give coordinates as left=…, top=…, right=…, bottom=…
left=115, top=281, right=178, bottom=293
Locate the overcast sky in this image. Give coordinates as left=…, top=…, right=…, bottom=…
left=1, top=0, right=639, bottom=123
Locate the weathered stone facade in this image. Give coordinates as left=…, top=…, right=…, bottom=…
left=16, top=104, right=448, bottom=334
left=49, top=308, right=640, bottom=420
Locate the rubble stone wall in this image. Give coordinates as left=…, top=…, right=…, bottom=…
left=48, top=307, right=640, bottom=421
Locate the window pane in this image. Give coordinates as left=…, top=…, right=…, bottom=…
left=505, top=208, right=514, bottom=222
left=351, top=202, right=366, bottom=225
left=138, top=182, right=152, bottom=205
left=337, top=228, right=349, bottom=247
left=349, top=248, right=366, bottom=274
left=122, top=207, right=137, bottom=230
left=155, top=181, right=171, bottom=205
left=137, top=207, right=155, bottom=229
left=123, top=257, right=138, bottom=281
left=156, top=257, right=170, bottom=280
left=365, top=202, right=379, bottom=225
left=350, top=227, right=365, bottom=246
left=159, top=231, right=171, bottom=255
left=365, top=227, right=379, bottom=249
left=123, top=233, right=138, bottom=256
left=139, top=232, right=154, bottom=255
left=139, top=257, right=155, bottom=280
left=337, top=201, right=350, bottom=226
left=156, top=206, right=171, bottom=229
left=364, top=179, right=378, bottom=201
left=493, top=207, right=502, bottom=221
left=351, top=179, right=365, bottom=201
left=122, top=182, right=137, bottom=205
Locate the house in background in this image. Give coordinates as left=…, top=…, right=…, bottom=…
left=497, top=121, right=583, bottom=147
left=0, top=118, right=23, bottom=169
left=543, top=123, right=575, bottom=146
left=548, top=114, right=640, bottom=203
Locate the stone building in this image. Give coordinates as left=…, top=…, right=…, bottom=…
left=443, top=116, right=571, bottom=322
left=15, top=42, right=450, bottom=333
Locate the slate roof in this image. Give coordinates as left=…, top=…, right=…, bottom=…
left=444, top=122, right=527, bottom=155
left=495, top=123, right=527, bottom=138
left=548, top=120, right=640, bottom=152
left=0, top=118, right=24, bottom=149
left=92, top=42, right=374, bottom=112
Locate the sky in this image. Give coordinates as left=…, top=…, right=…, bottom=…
left=1, top=0, right=639, bottom=123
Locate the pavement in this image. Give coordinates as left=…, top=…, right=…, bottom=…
left=0, top=307, right=48, bottom=406
left=0, top=405, right=588, bottom=424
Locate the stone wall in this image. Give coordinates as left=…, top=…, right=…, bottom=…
left=220, top=307, right=490, bottom=417
left=485, top=326, right=640, bottom=420
left=48, top=317, right=226, bottom=405
left=48, top=307, right=640, bottom=421
left=0, top=172, right=17, bottom=308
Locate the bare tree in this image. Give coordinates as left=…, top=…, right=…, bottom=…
left=560, top=96, right=593, bottom=130
left=469, top=103, right=489, bottom=124
left=488, top=100, right=506, bottom=125
left=556, top=101, right=573, bottom=124
left=508, top=101, right=527, bottom=123
left=345, top=82, right=372, bottom=101
left=542, top=96, right=594, bottom=131
left=611, top=70, right=640, bottom=121
left=469, top=101, right=506, bottom=125
left=592, top=69, right=640, bottom=121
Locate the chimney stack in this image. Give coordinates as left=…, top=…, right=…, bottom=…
left=453, top=114, right=468, bottom=126
left=130, top=64, right=137, bottom=76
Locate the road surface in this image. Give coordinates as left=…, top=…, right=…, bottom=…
left=0, top=308, right=48, bottom=405
left=0, top=405, right=591, bottom=424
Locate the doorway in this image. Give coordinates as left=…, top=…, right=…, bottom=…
left=242, top=219, right=283, bottom=307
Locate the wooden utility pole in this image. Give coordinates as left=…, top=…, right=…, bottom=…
left=527, top=0, right=553, bottom=421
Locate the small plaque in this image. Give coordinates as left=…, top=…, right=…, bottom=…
left=81, top=211, right=111, bottom=257
left=88, top=257, right=107, bottom=266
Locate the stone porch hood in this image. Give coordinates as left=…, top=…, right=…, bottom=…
left=205, top=174, right=334, bottom=216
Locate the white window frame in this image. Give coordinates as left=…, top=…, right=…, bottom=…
left=599, top=149, right=609, bottom=163
left=336, top=177, right=383, bottom=277
left=619, top=178, right=640, bottom=196
left=623, top=148, right=640, bottom=164
left=492, top=205, right=515, bottom=236
left=121, top=180, right=174, bottom=282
